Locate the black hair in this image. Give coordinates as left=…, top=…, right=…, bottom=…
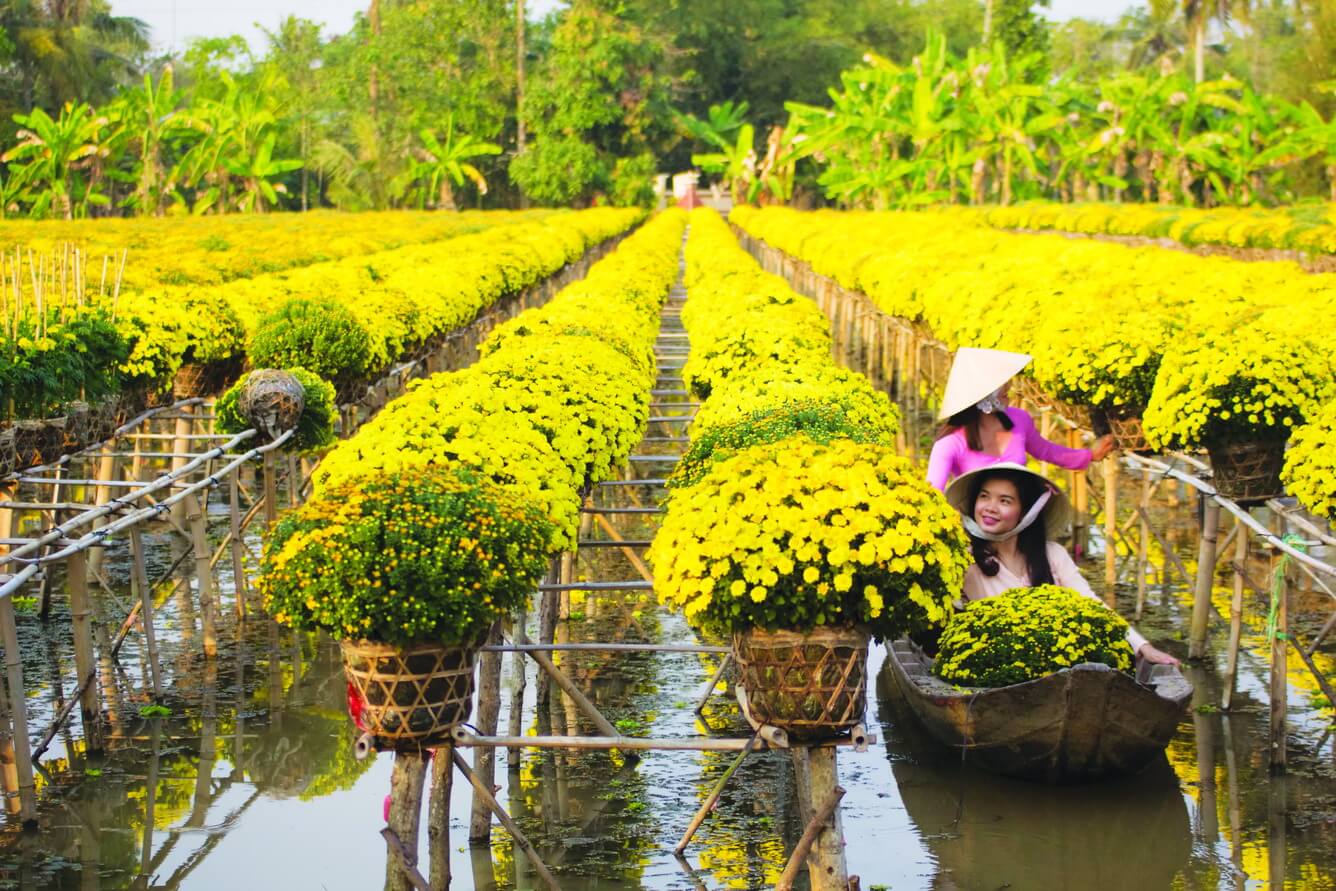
left=966, top=468, right=1055, bottom=586
left=936, top=405, right=1014, bottom=452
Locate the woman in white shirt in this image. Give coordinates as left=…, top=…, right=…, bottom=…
left=944, top=462, right=1179, bottom=666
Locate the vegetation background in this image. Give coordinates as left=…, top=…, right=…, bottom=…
left=1, top=0, right=1333, bottom=215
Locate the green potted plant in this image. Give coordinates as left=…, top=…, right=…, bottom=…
left=261, top=467, right=552, bottom=751
left=652, top=438, right=970, bottom=738
left=1144, top=323, right=1335, bottom=503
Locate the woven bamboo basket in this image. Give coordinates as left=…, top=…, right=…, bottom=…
left=1091, top=406, right=1150, bottom=453
left=340, top=640, right=476, bottom=751
left=1207, top=440, right=1286, bottom=505
left=732, top=626, right=870, bottom=739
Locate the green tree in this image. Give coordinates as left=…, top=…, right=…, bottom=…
left=2, top=100, right=111, bottom=217
left=403, top=115, right=501, bottom=209
left=1183, top=0, right=1252, bottom=82
left=511, top=0, right=669, bottom=206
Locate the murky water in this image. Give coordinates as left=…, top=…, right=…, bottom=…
left=1, top=318, right=1335, bottom=889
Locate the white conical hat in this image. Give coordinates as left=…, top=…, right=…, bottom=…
left=944, top=462, right=1073, bottom=539
left=938, top=347, right=1032, bottom=420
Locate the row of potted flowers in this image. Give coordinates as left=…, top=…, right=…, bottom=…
left=730, top=206, right=1336, bottom=509
left=259, top=209, right=688, bottom=749
left=650, top=209, right=972, bottom=738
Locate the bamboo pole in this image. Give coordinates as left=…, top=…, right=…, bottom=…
left=1189, top=500, right=1222, bottom=660
left=65, top=552, right=104, bottom=753
left=1103, top=457, right=1119, bottom=594
left=469, top=622, right=504, bottom=844
left=788, top=747, right=848, bottom=891
left=187, top=494, right=218, bottom=658
left=385, top=752, right=428, bottom=891
left=450, top=747, right=560, bottom=891
left=1269, top=552, right=1289, bottom=773
left=1222, top=524, right=1248, bottom=711
left=506, top=605, right=526, bottom=771
left=87, top=453, right=118, bottom=576
left=1136, top=468, right=1150, bottom=620
left=776, top=786, right=846, bottom=891
left=168, top=404, right=196, bottom=528
left=229, top=471, right=248, bottom=618
left=675, top=730, right=761, bottom=854
left=127, top=527, right=164, bottom=700
left=0, top=598, right=36, bottom=826
left=262, top=450, right=279, bottom=528
left=428, top=745, right=453, bottom=890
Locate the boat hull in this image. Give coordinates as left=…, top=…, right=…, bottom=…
left=886, top=639, right=1192, bottom=783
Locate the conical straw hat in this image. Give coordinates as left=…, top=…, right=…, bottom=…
left=938, top=347, right=1032, bottom=420
left=944, top=462, right=1073, bottom=540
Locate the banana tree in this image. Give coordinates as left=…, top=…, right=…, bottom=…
left=691, top=123, right=756, bottom=205
left=2, top=102, right=110, bottom=218
left=405, top=116, right=501, bottom=210
left=1259, top=97, right=1336, bottom=202
left=678, top=100, right=751, bottom=152
left=110, top=67, right=189, bottom=215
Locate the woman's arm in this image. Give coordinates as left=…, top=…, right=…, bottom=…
left=926, top=434, right=960, bottom=492
left=1046, top=543, right=1151, bottom=653
left=1012, top=408, right=1095, bottom=472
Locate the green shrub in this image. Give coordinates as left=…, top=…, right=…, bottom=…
left=215, top=367, right=338, bottom=454
left=933, top=585, right=1135, bottom=688
left=672, top=399, right=892, bottom=489
left=261, top=468, right=554, bottom=647
left=0, top=310, right=129, bottom=420
left=249, top=298, right=373, bottom=396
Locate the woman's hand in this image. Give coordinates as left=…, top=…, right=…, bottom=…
left=1091, top=434, right=1116, bottom=462
left=1137, top=643, right=1181, bottom=667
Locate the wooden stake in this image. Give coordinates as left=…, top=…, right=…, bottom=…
left=1189, top=499, right=1221, bottom=660
left=0, top=598, right=36, bottom=826
left=428, top=745, right=453, bottom=890
left=506, top=605, right=526, bottom=771
left=469, top=622, right=504, bottom=844
left=1136, top=467, right=1150, bottom=620
left=385, top=752, right=428, bottom=891
left=168, top=405, right=196, bottom=528
left=787, top=747, right=848, bottom=891
left=229, top=470, right=248, bottom=618
left=1222, top=523, right=1248, bottom=711
left=65, top=552, right=104, bottom=753
left=1269, top=551, right=1289, bottom=773
left=1103, top=457, right=1119, bottom=595
left=187, top=494, right=218, bottom=659
left=127, top=526, right=164, bottom=700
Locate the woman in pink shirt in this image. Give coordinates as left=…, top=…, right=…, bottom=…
left=927, top=347, right=1114, bottom=492
left=944, top=462, right=1179, bottom=666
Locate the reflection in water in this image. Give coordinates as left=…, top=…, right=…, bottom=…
left=878, top=663, right=1192, bottom=890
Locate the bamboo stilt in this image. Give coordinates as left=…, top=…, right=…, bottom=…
left=506, top=604, right=527, bottom=771
left=1136, top=468, right=1150, bottom=620
left=1189, top=500, right=1222, bottom=660
left=385, top=752, right=428, bottom=891
left=229, top=470, right=247, bottom=618
left=469, top=622, right=504, bottom=844
left=1269, top=551, right=1289, bottom=773
left=65, top=552, right=104, bottom=753
left=168, top=405, right=195, bottom=528
left=428, top=745, right=453, bottom=891
left=1103, top=457, right=1119, bottom=598
left=0, top=598, right=36, bottom=827
left=1222, top=524, right=1248, bottom=711
left=87, top=453, right=118, bottom=576
left=787, top=747, right=848, bottom=891
left=187, top=494, right=218, bottom=659
left=127, top=527, right=164, bottom=700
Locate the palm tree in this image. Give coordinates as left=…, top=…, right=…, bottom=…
left=1182, top=0, right=1251, bottom=83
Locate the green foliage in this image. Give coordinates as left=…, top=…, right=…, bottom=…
left=510, top=138, right=603, bottom=206
left=609, top=153, right=658, bottom=208
left=248, top=299, right=373, bottom=395
left=138, top=704, right=172, bottom=718
left=994, top=0, right=1051, bottom=65
left=672, top=399, right=891, bottom=489
left=512, top=0, right=668, bottom=206
left=933, top=585, right=1135, bottom=688
left=215, top=367, right=338, bottom=454
left=0, top=310, right=129, bottom=421
left=261, top=468, right=554, bottom=647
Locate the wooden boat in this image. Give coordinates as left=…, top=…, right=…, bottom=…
left=885, top=638, right=1193, bottom=783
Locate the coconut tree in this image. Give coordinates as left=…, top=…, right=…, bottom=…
left=1182, top=0, right=1251, bottom=83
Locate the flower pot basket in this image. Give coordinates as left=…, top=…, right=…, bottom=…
left=731, top=625, right=870, bottom=739
left=1091, top=405, right=1150, bottom=453
left=1207, top=440, right=1286, bottom=505
left=341, top=639, right=476, bottom=751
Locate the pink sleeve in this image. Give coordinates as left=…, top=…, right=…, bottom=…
left=927, top=434, right=959, bottom=492
left=1047, top=543, right=1149, bottom=653
left=1011, top=408, right=1092, bottom=472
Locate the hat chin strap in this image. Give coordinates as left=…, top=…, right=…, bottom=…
left=962, top=489, right=1052, bottom=542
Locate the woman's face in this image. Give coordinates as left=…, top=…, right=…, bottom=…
left=974, top=477, right=1022, bottom=535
